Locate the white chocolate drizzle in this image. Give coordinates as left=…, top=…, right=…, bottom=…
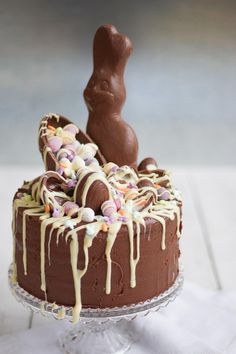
left=68, top=222, right=102, bottom=323
left=105, top=222, right=122, bottom=294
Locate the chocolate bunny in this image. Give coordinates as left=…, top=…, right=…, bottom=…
left=84, top=24, right=139, bottom=168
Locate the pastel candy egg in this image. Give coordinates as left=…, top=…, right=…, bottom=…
left=52, top=208, right=61, bottom=218
left=114, top=197, right=122, bottom=210
left=158, top=187, right=170, bottom=201
left=87, top=158, right=100, bottom=172
left=103, top=162, right=118, bottom=175
left=57, top=150, right=68, bottom=160
left=81, top=207, right=95, bottom=222
left=72, top=140, right=81, bottom=150
left=55, top=127, right=63, bottom=137
left=62, top=130, right=75, bottom=145
left=77, top=143, right=98, bottom=159
left=48, top=136, right=63, bottom=153
left=63, top=124, right=79, bottom=136
left=101, top=200, right=117, bottom=217
left=64, top=144, right=76, bottom=153
left=71, top=156, right=86, bottom=171
left=59, top=157, right=71, bottom=168
left=63, top=201, right=80, bottom=217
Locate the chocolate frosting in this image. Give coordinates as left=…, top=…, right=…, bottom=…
left=84, top=25, right=139, bottom=168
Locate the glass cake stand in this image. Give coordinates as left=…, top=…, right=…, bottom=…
left=8, top=264, right=184, bottom=354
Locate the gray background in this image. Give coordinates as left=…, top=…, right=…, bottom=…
left=1, top=0, right=236, bottom=167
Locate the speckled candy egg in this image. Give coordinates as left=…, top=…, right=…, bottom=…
left=158, top=187, right=170, bottom=201
left=81, top=207, right=95, bottom=222
left=101, top=200, right=117, bottom=217
left=63, top=201, right=80, bottom=217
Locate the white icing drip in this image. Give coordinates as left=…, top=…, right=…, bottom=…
left=43, top=146, right=52, bottom=170
left=40, top=215, right=56, bottom=293
left=105, top=222, right=122, bottom=294
left=47, top=216, right=70, bottom=264
left=69, top=222, right=102, bottom=323
left=144, top=213, right=166, bottom=250
left=12, top=197, right=40, bottom=281
left=40, top=183, right=71, bottom=212
left=127, top=221, right=136, bottom=288
left=133, top=221, right=141, bottom=285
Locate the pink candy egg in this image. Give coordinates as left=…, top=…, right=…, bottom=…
left=114, top=198, right=122, bottom=210
left=64, top=144, right=76, bottom=153
left=101, top=200, right=117, bottom=217
left=63, top=124, right=79, bottom=136
left=48, top=136, right=63, bottom=153
left=63, top=201, right=80, bottom=217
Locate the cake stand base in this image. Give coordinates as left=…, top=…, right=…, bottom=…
left=8, top=264, right=183, bottom=354
left=59, top=321, right=132, bottom=354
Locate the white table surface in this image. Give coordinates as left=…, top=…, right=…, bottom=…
left=1, top=165, right=236, bottom=334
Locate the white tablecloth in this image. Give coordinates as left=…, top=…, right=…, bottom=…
left=1, top=282, right=236, bottom=354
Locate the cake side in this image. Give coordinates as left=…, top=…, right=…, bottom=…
left=12, top=163, right=182, bottom=323
left=14, top=204, right=180, bottom=309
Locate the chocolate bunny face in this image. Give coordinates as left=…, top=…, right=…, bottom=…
left=84, top=25, right=132, bottom=115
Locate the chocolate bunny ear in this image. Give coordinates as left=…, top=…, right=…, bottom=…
left=38, top=113, right=106, bottom=173
left=93, top=24, right=132, bottom=73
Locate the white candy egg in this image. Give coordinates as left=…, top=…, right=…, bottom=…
left=63, top=124, right=79, bottom=135
left=72, top=140, right=81, bottom=150
left=77, top=143, right=98, bottom=159
left=71, top=156, right=86, bottom=171
left=62, top=130, right=75, bottom=145
left=82, top=207, right=95, bottom=222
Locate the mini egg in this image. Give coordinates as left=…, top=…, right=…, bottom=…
left=63, top=201, right=80, bottom=217
left=71, top=156, right=86, bottom=171
left=48, top=136, right=63, bottom=153
left=158, top=187, right=170, bottom=201
left=103, top=162, right=118, bottom=175
left=101, top=200, right=117, bottom=217
left=63, top=124, right=79, bottom=136
left=62, top=130, right=75, bottom=145
left=81, top=207, right=95, bottom=222
left=77, top=143, right=98, bottom=159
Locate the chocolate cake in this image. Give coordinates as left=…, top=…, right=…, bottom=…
left=12, top=25, right=182, bottom=324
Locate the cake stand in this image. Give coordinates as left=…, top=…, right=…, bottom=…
left=8, top=264, right=183, bottom=354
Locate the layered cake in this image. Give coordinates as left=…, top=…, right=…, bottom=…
left=12, top=25, right=182, bottom=323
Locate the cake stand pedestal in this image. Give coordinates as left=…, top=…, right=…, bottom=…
left=8, top=264, right=183, bottom=354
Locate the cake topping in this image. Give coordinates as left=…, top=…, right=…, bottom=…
left=13, top=24, right=183, bottom=326
left=138, top=157, right=158, bottom=172
left=84, top=24, right=139, bottom=168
